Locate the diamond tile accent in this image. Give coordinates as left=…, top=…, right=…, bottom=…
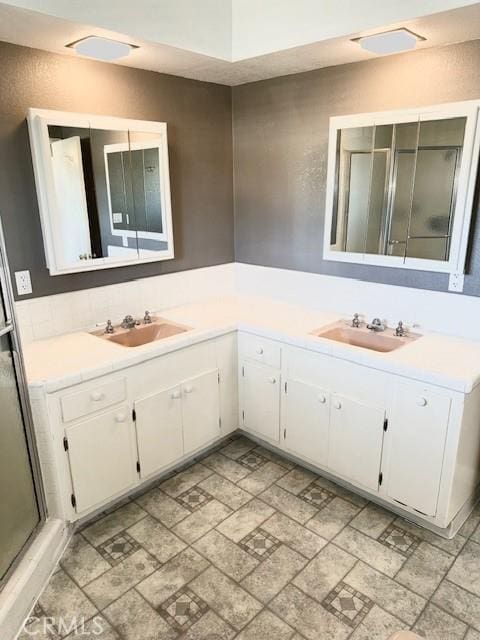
left=175, top=486, right=213, bottom=512
left=159, top=586, right=209, bottom=631
left=322, top=581, right=374, bottom=628
left=237, top=451, right=269, bottom=471
left=97, top=531, right=140, bottom=565
left=379, top=524, right=422, bottom=557
left=298, top=482, right=336, bottom=509
left=239, top=527, right=281, bottom=561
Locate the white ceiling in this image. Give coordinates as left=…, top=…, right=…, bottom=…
left=0, top=0, right=479, bottom=85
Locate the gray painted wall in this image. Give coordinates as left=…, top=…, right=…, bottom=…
left=232, top=39, right=480, bottom=296
left=0, top=41, right=233, bottom=299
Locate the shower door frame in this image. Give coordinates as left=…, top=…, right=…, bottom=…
left=0, top=218, right=47, bottom=590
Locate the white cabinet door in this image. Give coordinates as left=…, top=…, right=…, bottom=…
left=134, top=385, right=183, bottom=479
left=328, top=394, right=385, bottom=492
left=283, top=378, right=330, bottom=467
left=182, top=370, right=220, bottom=454
left=65, top=404, right=136, bottom=513
left=386, top=382, right=451, bottom=516
left=241, top=361, right=280, bottom=442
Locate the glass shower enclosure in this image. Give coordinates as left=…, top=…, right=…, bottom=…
left=0, top=220, right=45, bottom=587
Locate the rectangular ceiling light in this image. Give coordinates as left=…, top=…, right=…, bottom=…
left=352, top=28, right=425, bottom=55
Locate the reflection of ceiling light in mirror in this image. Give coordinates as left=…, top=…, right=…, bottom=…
left=353, top=29, right=425, bottom=55
left=67, top=36, right=136, bottom=61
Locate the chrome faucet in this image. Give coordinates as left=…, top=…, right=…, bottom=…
left=395, top=320, right=406, bottom=337
left=143, top=310, right=152, bottom=324
left=351, top=313, right=361, bottom=328
left=121, top=314, right=137, bottom=330
left=104, top=319, right=114, bottom=334
left=366, top=317, right=385, bottom=332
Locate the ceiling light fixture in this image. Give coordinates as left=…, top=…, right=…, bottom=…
left=352, top=28, right=425, bottom=55
left=67, top=36, right=137, bottom=61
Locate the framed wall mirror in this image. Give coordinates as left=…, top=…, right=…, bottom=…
left=324, top=101, right=480, bottom=274
left=27, top=109, right=174, bottom=275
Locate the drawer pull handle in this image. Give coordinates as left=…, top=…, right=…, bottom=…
left=90, top=391, right=105, bottom=402
left=171, top=390, right=181, bottom=400
left=115, top=413, right=127, bottom=423
left=318, top=395, right=327, bottom=404
left=334, top=401, right=342, bottom=410
left=268, top=377, right=276, bottom=384
left=184, top=385, right=194, bottom=394
left=256, top=347, right=264, bottom=355
left=417, top=397, right=428, bottom=407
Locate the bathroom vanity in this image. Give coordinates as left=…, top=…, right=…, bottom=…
left=24, top=297, right=480, bottom=538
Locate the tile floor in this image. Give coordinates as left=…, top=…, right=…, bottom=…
left=22, top=435, right=480, bottom=640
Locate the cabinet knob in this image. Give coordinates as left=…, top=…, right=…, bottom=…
left=417, top=397, right=428, bottom=407
left=268, top=376, right=276, bottom=384
left=115, top=412, right=126, bottom=423
left=90, top=391, right=104, bottom=402
left=171, top=390, right=181, bottom=400
left=256, top=347, right=264, bottom=355
left=184, top=385, right=193, bottom=394
left=334, top=401, right=342, bottom=410
left=318, top=395, right=327, bottom=404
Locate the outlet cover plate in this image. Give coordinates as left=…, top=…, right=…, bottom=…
left=15, top=270, right=32, bottom=295
left=448, top=272, right=464, bottom=292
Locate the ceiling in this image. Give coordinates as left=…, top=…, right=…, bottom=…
left=0, top=0, right=479, bottom=85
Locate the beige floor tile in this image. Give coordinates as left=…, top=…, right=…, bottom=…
left=160, top=463, right=213, bottom=497
left=262, top=511, right=327, bottom=558
left=103, top=589, right=176, bottom=640
left=236, top=610, right=295, bottom=640
left=466, top=628, right=480, bottom=639
left=64, top=615, right=119, bottom=639
left=241, top=545, right=307, bottom=603
left=216, top=498, right=274, bottom=542
left=259, top=485, right=318, bottom=524
left=81, top=502, right=146, bottom=547
left=293, top=543, right=357, bottom=603
left=220, top=436, right=257, bottom=460
left=199, top=473, right=252, bottom=510
left=237, top=461, right=288, bottom=495
left=270, top=584, right=351, bottom=640
left=60, top=534, right=110, bottom=587
left=189, top=566, right=262, bottom=631
left=344, top=562, right=426, bottom=625
left=393, top=517, right=467, bottom=556
left=350, top=503, right=395, bottom=539
left=252, top=445, right=296, bottom=469
left=193, top=529, right=258, bottom=580
left=181, top=610, right=236, bottom=640
left=275, top=467, right=318, bottom=495
left=314, top=476, right=369, bottom=508
left=135, top=487, right=190, bottom=527
left=413, top=603, right=467, bottom=640
left=127, top=515, right=186, bottom=563
left=334, top=526, right=406, bottom=577
left=447, top=540, right=480, bottom=596
left=432, top=580, right=480, bottom=630
left=39, top=570, right=98, bottom=632
left=173, top=499, right=232, bottom=544
left=201, top=452, right=251, bottom=482
left=306, top=497, right=359, bottom=540
left=83, top=549, right=159, bottom=609
left=349, top=605, right=407, bottom=640
left=395, top=541, right=454, bottom=598
left=135, top=548, right=209, bottom=607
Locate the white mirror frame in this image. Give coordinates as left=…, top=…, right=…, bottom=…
left=27, top=108, right=174, bottom=275
left=323, top=100, right=480, bottom=274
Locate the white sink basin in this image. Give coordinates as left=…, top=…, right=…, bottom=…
left=311, top=322, right=419, bottom=353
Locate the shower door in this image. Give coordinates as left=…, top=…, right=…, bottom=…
left=0, top=222, right=44, bottom=586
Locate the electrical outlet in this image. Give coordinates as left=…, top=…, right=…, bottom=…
left=448, top=272, right=464, bottom=293
left=15, top=270, right=32, bottom=295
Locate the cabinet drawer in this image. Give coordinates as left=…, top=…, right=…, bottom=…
left=61, top=378, right=127, bottom=423
left=239, top=333, right=281, bottom=369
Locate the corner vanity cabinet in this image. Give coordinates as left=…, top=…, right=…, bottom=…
left=238, top=332, right=480, bottom=534
left=39, top=334, right=237, bottom=521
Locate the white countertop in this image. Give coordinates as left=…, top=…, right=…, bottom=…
left=22, top=295, right=480, bottom=394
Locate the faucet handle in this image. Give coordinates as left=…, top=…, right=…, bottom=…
left=143, top=310, right=152, bottom=324
left=104, top=319, right=114, bottom=334
left=352, top=313, right=361, bottom=328
left=395, top=320, right=406, bottom=337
